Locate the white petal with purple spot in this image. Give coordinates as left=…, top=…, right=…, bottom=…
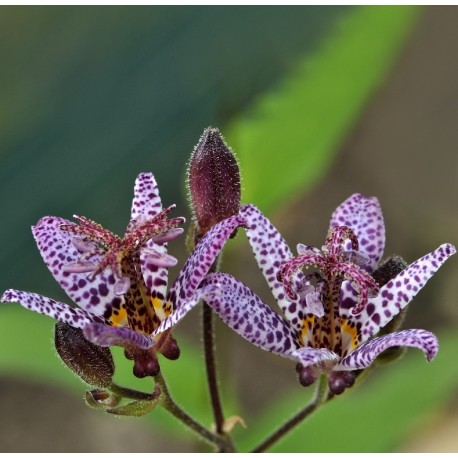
left=83, top=322, right=154, bottom=349
left=1, top=289, right=98, bottom=329
left=240, top=204, right=311, bottom=329
left=329, top=193, right=385, bottom=271
left=357, top=243, right=456, bottom=345
left=167, top=214, right=245, bottom=311
left=292, top=346, right=340, bottom=368
left=336, top=329, right=439, bottom=370
left=32, top=216, right=127, bottom=322
left=196, top=273, right=302, bottom=357
left=130, top=172, right=163, bottom=220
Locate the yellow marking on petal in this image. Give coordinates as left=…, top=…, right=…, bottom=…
left=151, top=296, right=168, bottom=321
left=341, top=319, right=359, bottom=351
left=301, top=315, right=316, bottom=345
left=110, top=307, right=128, bottom=326
left=163, top=300, right=173, bottom=317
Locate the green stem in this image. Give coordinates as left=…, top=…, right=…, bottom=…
left=251, top=375, right=329, bottom=453
left=155, top=373, right=234, bottom=452
left=109, top=382, right=158, bottom=401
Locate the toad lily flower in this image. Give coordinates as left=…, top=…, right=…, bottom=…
left=1, top=173, right=243, bottom=378
left=162, top=194, right=455, bottom=395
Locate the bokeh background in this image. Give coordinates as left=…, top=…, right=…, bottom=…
left=0, top=6, right=457, bottom=452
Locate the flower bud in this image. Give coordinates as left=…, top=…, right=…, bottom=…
left=373, top=256, right=409, bottom=336
left=296, top=363, right=318, bottom=387
left=54, top=322, right=115, bottom=387
left=372, top=255, right=408, bottom=287
left=132, top=348, right=160, bottom=378
left=188, top=127, right=241, bottom=238
left=328, top=371, right=354, bottom=395
left=85, top=389, right=120, bottom=408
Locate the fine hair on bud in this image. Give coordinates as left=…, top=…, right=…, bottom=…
left=187, top=127, right=241, bottom=238
left=54, top=322, right=115, bottom=387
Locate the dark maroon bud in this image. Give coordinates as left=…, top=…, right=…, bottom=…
left=372, top=255, right=408, bottom=287
left=298, top=366, right=317, bottom=387
left=159, top=335, right=180, bottom=361
left=54, top=322, right=115, bottom=387
left=328, top=372, right=349, bottom=395
left=341, top=371, right=355, bottom=388
left=188, top=127, right=241, bottom=238
left=133, top=349, right=160, bottom=378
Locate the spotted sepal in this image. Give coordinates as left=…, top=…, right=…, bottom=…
left=1, top=289, right=100, bottom=329
left=335, top=329, right=439, bottom=370
left=292, top=346, right=340, bottom=368
left=32, top=216, right=128, bottom=324
left=130, top=172, right=163, bottom=220
left=340, top=243, right=456, bottom=350
left=83, top=322, right=154, bottom=349
left=196, top=273, right=302, bottom=357
left=240, top=204, right=310, bottom=330
left=165, top=214, right=246, bottom=314
left=329, top=194, right=385, bottom=272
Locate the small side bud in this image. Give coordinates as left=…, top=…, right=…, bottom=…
left=132, top=349, right=160, bottom=378
left=372, top=255, right=408, bottom=287
left=85, top=389, right=120, bottom=409
left=188, top=127, right=241, bottom=238
left=375, top=345, right=407, bottom=365
left=159, top=335, right=181, bottom=361
left=328, top=371, right=355, bottom=395
left=55, top=322, right=115, bottom=387
left=296, top=363, right=318, bottom=387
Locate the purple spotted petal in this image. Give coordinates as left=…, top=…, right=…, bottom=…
left=240, top=204, right=311, bottom=329
left=336, top=329, right=438, bottom=370
left=152, top=288, right=204, bottom=335
left=352, top=243, right=456, bottom=345
left=130, top=173, right=170, bottom=312
left=1, top=289, right=99, bottom=329
left=83, top=322, right=154, bottom=349
left=329, top=194, right=385, bottom=271
left=193, top=273, right=302, bottom=357
left=166, top=214, right=246, bottom=311
left=292, top=347, right=340, bottom=368
left=32, top=216, right=127, bottom=323
left=130, top=172, right=163, bottom=220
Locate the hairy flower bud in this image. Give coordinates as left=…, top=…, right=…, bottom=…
left=188, top=127, right=241, bottom=238
left=372, top=255, right=408, bottom=287
left=54, top=322, right=115, bottom=387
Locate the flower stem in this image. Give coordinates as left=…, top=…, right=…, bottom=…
left=202, top=301, right=225, bottom=433
left=109, top=382, right=157, bottom=401
left=251, top=375, right=329, bottom=453
left=155, top=373, right=234, bottom=451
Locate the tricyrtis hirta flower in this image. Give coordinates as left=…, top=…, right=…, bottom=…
left=188, top=194, right=455, bottom=395
left=2, top=173, right=241, bottom=378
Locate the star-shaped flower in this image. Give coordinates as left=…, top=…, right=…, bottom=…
left=156, top=194, right=455, bottom=394
left=1, top=173, right=244, bottom=377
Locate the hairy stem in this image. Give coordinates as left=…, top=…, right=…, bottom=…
left=155, top=373, right=233, bottom=451
left=251, top=375, right=329, bottom=453
left=109, top=382, right=157, bottom=401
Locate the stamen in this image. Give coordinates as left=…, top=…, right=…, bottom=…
left=71, top=237, right=98, bottom=253
left=114, top=276, right=131, bottom=296
left=152, top=228, right=184, bottom=245
left=141, top=248, right=178, bottom=268
left=62, top=260, right=97, bottom=273
left=343, top=250, right=370, bottom=266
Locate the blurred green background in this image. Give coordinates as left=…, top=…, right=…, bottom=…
left=1, top=6, right=457, bottom=452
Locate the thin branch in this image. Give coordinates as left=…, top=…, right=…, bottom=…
left=155, top=373, right=234, bottom=452
left=251, top=375, right=329, bottom=453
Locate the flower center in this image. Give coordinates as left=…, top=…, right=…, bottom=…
left=60, top=205, right=184, bottom=334
left=277, top=226, right=379, bottom=352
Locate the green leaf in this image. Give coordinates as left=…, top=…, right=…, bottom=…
left=226, top=6, right=420, bottom=213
